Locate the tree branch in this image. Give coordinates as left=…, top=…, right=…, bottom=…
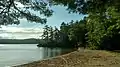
left=0, top=8, right=6, bottom=14
left=13, top=1, right=30, bottom=17
left=7, top=0, right=14, bottom=12
left=0, top=0, right=14, bottom=14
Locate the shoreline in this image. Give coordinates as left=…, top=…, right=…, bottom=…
left=13, top=50, right=120, bottom=67
left=12, top=50, right=76, bottom=67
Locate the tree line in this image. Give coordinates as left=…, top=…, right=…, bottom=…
left=37, top=25, right=71, bottom=48
left=39, top=19, right=86, bottom=48
left=1, top=0, right=120, bottom=50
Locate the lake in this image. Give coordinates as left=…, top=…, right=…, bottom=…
left=0, top=44, right=73, bottom=67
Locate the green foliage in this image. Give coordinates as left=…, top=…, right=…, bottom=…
left=86, top=6, right=120, bottom=49
left=60, top=19, right=87, bottom=47
left=51, top=0, right=120, bottom=50
left=0, top=0, right=53, bottom=25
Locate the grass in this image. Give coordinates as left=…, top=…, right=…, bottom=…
left=13, top=49, right=120, bottom=67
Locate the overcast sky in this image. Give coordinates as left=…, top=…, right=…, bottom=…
left=0, top=5, right=85, bottom=39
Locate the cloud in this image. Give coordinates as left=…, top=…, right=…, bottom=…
left=0, top=26, right=43, bottom=39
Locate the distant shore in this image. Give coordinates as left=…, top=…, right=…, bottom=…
left=0, top=39, right=40, bottom=44
left=13, top=49, right=120, bottom=67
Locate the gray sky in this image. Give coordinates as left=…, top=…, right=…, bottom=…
left=0, top=5, right=85, bottom=39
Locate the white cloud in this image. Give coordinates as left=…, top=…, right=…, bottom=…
left=0, top=26, right=43, bottom=39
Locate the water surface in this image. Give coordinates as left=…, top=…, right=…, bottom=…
left=0, top=44, right=72, bottom=67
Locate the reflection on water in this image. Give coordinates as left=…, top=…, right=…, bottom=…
left=41, top=47, right=72, bottom=59
left=0, top=44, right=73, bottom=67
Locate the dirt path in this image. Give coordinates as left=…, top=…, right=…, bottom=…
left=13, top=50, right=120, bottom=67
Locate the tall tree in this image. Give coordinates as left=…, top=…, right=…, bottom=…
left=42, top=25, right=49, bottom=42
left=49, top=26, right=54, bottom=41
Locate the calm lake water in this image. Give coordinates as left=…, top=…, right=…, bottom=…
left=0, top=44, right=73, bottom=67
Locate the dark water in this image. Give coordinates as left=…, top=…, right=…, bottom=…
left=0, top=44, right=73, bottom=67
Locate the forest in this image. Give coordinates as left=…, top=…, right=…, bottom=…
left=38, top=0, right=120, bottom=50
left=0, top=0, right=120, bottom=50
